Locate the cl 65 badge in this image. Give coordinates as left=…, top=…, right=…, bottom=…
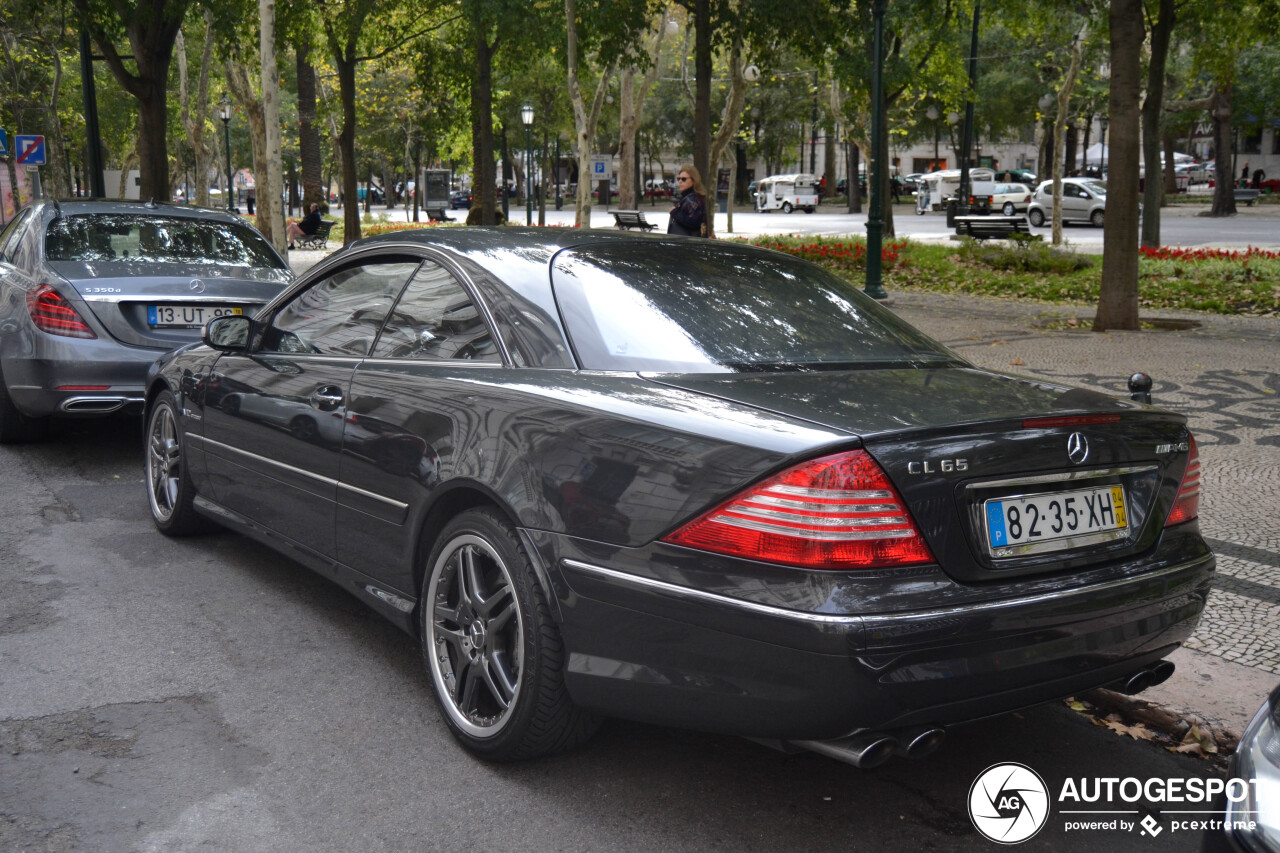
left=908, top=458, right=968, bottom=474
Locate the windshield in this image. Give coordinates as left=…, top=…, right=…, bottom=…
left=45, top=214, right=286, bottom=269
left=1082, top=180, right=1108, bottom=196
left=551, top=242, right=960, bottom=373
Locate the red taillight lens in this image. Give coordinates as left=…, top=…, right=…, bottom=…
left=1164, top=434, right=1201, bottom=527
left=662, top=450, right=935, bottom=569
left=28, top=285, right=96, bottom=339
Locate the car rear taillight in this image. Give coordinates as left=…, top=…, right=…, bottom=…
left=662, top=449, right=935, bottom=569
left=28, top=285, right=97, bottom=339
left=1164, top=434, right=1201, bottom=527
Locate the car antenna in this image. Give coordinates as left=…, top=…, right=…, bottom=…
left=144, top=197, right=157, bottom=209
left=51, top=198, right=62, bottom=221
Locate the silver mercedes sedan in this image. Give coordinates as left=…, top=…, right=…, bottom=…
left=0, top=200, right=292, bottom=441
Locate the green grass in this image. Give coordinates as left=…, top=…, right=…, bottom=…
left=742, top=235, right=1280, bottom=316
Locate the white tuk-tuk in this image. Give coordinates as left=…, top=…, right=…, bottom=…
left=915, top=168, right=997, bottom=214
left=755, top=173, right=819, bottom=213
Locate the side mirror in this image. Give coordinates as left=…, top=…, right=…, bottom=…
left=204, top=314, right=253, bottom=351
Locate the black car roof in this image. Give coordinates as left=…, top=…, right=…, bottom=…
left=34, top=199, right=250, bottom=224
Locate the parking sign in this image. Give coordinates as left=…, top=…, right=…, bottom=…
left=15, top=135, right=46, bottom=166
left=0, top=130, right=7, bottom=158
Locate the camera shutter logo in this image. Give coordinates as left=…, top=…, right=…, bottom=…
left=968, top=763, right=1050, bottom=844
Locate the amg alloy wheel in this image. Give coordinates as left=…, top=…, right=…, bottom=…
left=146, top=391, right=212, bottom=535
left=422, top=509, right=597, bottom=760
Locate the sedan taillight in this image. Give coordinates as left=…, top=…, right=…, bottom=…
left=663, top=450, right=934, bottom=570
left=1164, top=434, right=1201, bottom=527
left=28, top=285, right=97, bottom=339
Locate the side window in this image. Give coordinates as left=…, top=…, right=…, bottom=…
left=1065, top=184, right=1085, bottom=199
left=261, top=260, right=420, bottom=356
left=371, top=259, right=500, bottom=362
left=1040, top=184, right=1054, bottom=197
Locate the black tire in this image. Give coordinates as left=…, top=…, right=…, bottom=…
left=289, top=415, right=318, bottom=442
left=1028, top=208, right=1045, bottom=227
left=1091, top=209, right=1105, bottom=227
left=805, top=206, right=815, bottom=214
left=1002, top=202, right=1016, bottom=216
left=782, top=201, right=793, bottom=214
left=145, top=390, right=214, bottom=536
left=0, top=362, right=48, bottom=444
left=421, top=508, right=598, bottom=760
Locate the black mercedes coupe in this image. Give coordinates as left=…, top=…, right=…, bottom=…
left=143, top=228, right=1211, bottom=766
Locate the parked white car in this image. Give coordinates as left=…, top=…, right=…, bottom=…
left=1027, top=178, right=1110, bottom=227
left=991, top=183, right=1034, bottom=215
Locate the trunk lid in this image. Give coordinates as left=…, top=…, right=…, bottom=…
left=646, top=366, right=1194, bottom=580
left=49, top=261, right=291, bottom=349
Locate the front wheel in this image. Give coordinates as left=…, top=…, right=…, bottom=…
left=422, top=509, right=598, bottom=760
left=1002, top=202, right=1016, bottom=216
left=781, top=201, right=793, bottom=214
left=146, top=390, right=214, bottom=536
left=1028, top=208, right=1046, bottom=227
left=1091, top=209, right=1105, bottom=227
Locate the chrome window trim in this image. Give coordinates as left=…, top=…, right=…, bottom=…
left=560, top=554, right=1212, bottom=628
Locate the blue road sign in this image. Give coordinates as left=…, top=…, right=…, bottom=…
left=15, top=135, right=46, bottom=166
left=0, top=130, right=8, bottom=158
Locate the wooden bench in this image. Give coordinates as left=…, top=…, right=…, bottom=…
left=427, top=208, right=454, bottom=222
left=954, top=214, right=1030, bottom=240
left=611, top=209, right=658, bottom=231
left=1234, top=189, right=1261, bottom=206
left=296, top=219, right=334, bottom=250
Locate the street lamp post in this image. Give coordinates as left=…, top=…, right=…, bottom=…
left=219, top=95, right=234, bottom=213
left=519, top=104, right=535, bottom=224
left=863, top=0, right=888, bottom=300
left=926, top=105, right=940, bottom=169
left=1099, top=116, right=1109, bottom=177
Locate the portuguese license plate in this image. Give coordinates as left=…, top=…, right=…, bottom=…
left=985, top=485, right=1127, bottom=550
left=147, top=304, right=242, bottom=328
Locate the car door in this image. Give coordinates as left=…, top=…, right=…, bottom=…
left=335, top=256, right=504, bottom=594
left=1062, top=183, right=1089, bottom=220
left=202, top=256, right=422, bottom=558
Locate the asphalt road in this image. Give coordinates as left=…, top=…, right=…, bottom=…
left=0, top=405, right=1236, bottom=852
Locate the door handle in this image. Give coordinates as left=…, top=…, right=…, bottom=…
left=310, top=386, right=343, bottom=411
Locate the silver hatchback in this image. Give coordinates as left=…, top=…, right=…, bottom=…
left=0, top=200, right=292, bottom=442
left=1026, top=177, right=1109, bottom=227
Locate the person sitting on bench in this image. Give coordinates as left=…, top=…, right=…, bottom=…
left=287, top=203, right=322, bottom=249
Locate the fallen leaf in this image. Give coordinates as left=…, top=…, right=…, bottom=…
left=1010, top=358, right=1026, bottom=366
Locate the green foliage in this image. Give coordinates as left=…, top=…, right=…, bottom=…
left=955, top=235, right=1096, bottom=273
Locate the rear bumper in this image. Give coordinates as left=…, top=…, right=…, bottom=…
left=4, top=341, right=157, bottom=417
left=540, top=533, right=1214, bottom=741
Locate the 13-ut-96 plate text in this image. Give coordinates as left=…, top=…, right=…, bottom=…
left=986, top=485, right=1127, bottom=552
left=148, top=304, right=243, bottom=328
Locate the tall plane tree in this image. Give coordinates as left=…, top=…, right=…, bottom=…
left=71, top=0, right=188, bottom=199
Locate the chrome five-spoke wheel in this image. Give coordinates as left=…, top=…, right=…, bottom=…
left=145, top=391, right=211, bottom=536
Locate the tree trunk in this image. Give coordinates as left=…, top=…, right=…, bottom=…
left=1209, top=85, right=1237, bottom=216
left=334, top=43, right=360, bottom=240
left=225, top=60, right=267, bottom=223
left=1050, top=22, right=1089, bottom=247
left=706, top=37, right=750, bottom=239
left=472, top=32, right=498, bottom=225
left=564, top=0, right=615, bottom=226
left=1141, top=0, right=1174, bottom=247
left=1094, top=0, right=1144, bottom=332
left=43, top=41, right=71, bottom=198
left=692, top=0, right=711, bottom=195
left=297, top=45, right=325, bottom=210
left=259, top=0, right=284, bottom=248
left=618, top=66, right=638, bottom=209
left=176, top=13, right=215, bottom=208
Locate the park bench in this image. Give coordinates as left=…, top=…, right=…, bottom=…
left=427, top=208, right=454, bottom=222
left=296, top=219, right=335, bottom=250
left=611, top=209, right=658, bottom=231
left=1234, top=189, right=1261, bottom=206
left=954, top=214, right=1030, bottom=240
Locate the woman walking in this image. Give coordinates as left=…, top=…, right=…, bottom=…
left=667, top=165, right=708, bottom=237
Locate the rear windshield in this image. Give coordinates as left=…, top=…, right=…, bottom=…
left=551, top=242, right=959, bottom=373
left=45, top=214, right=286, bottom=269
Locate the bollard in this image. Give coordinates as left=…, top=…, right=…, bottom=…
left=1128, top=373, right=1153, bottom=404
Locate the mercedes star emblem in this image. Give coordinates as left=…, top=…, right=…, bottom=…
left=1066, top=432, right=1090, bottom=465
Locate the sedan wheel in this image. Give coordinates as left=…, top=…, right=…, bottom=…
left=1003, top=202, right=1016, bottom=216
left=1091, top=209, right=1105, bottom=227
left=1028, top=208, right=1045, bottom=227
left=145, top=391, right=213, bottom=535
left=422, top=509, right=598, bottom=760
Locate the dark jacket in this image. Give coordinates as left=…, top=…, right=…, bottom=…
left=667, top=188, right=707, bottom=237
left=299, top=210, right=322, bottom=235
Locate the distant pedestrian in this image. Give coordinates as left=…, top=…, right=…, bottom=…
left=1253, top=169, right=1265, bottom=189
left=1242, top=163, right=1250, bottom=187
left=286, top=203, right=322, bottom=249
left=246, top=189, right=255, bottom=215
left=891, top=175, right=902, bottom=203
left=667, top=165, right=708, bottom=237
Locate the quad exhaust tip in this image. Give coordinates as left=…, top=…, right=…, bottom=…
left=1119, top=659, right=1176, bottom=695
left=789, top=726, right=947, bottom=768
